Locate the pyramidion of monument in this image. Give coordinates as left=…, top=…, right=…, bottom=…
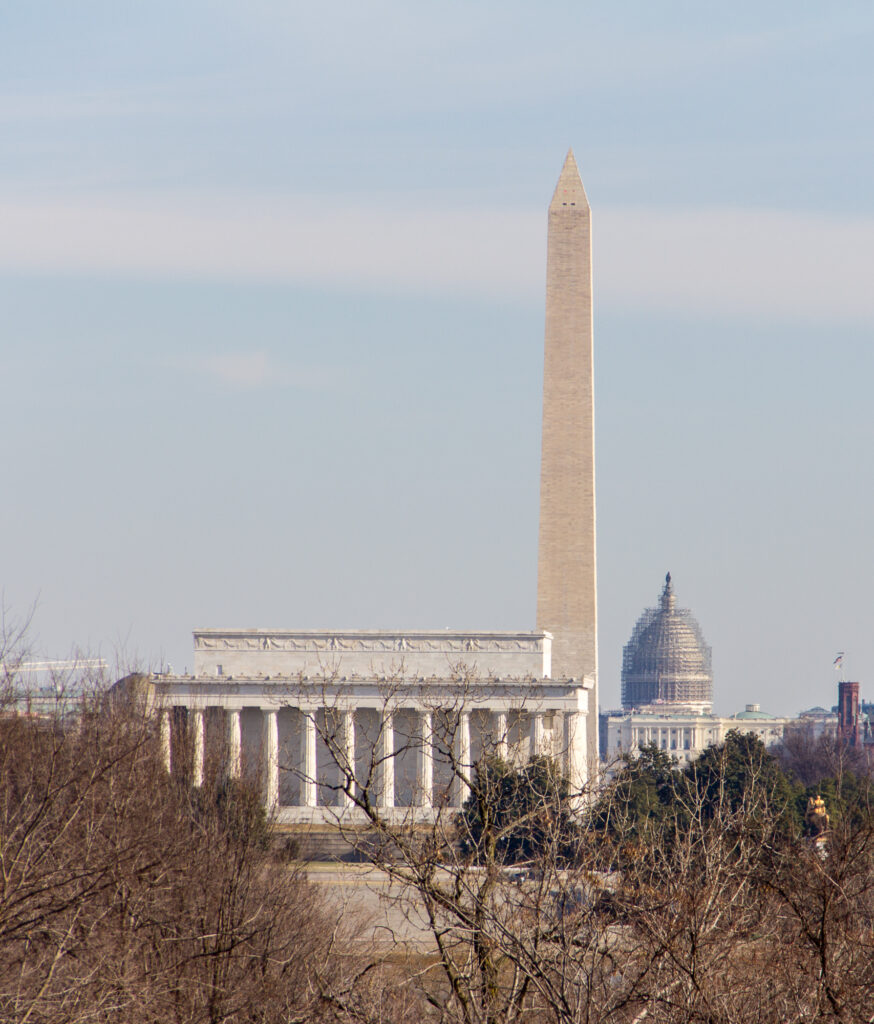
left=549, top=148, right=590, bottom=211
left=135, top=154, right=599, bottom=826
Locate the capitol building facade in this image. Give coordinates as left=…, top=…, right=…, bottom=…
left=602, top=574, right=800, bottom=765
left=603, top=703, right=795, bottom=767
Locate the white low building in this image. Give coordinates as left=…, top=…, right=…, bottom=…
left=603, top=703, right=795, bottom=766
left=794, top=706, right=840, bottom=739
left=150, top=629, right=593, bottom=824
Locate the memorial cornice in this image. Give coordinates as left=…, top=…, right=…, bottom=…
left=150, top=671, right=593, bottom=711
left=193, top=629, right=552, bottom=655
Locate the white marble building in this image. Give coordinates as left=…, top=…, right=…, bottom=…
left=145, top=155, right=600, bottom=826
left=152, top=629, right=592, bottom=824
left=603, top=703, right=796, bottom=766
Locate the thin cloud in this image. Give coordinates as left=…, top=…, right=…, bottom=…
left=2, top=193, right=874, bottom=324
left=199, top=351, right=271, bottom=388
left=597, top=205, right=874, bottom=323
left=0, top=87, right=200, bottom=121
left=0, top=194, right=542, bottom=298
left=173, top=350, right=342, bottom=393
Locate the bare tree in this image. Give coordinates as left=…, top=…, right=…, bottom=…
left=0, top=662, right=390, bottom=1023
left=293, top=681, right=874, bottom=1024
left=776, top=722, right=872, bottom=788
left=7, top=632, right=874, bottom=1023
left=754, top=811, right=874, bottom=1022
left=291, top=679, right=669, bottom=1023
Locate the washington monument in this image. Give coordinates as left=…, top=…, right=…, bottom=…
left=148, top=155, right=601, bottom=825
left=537, top=150, right=598, bottom=758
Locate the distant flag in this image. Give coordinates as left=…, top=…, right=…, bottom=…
left=833, top=653, right=845, bottom=668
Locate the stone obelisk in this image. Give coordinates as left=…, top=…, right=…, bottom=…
left=536, top=149, right=598, bottom=759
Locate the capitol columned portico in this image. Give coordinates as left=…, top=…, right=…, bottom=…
left=152, top=629, right=592, bottom=824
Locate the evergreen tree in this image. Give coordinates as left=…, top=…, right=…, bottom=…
left=686, top=729, right=802, bottom=832
left=591, top=742, right=681, bottom=841
left=458, top=755, right=578, bottom=864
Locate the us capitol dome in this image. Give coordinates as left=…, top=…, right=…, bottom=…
left=621, top=573, right=713, bottom=712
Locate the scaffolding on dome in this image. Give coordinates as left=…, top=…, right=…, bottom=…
left=621, top=573, right=713, bottom=710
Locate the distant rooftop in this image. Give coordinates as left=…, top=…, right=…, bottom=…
left=733, top=703, right=774, bottom=720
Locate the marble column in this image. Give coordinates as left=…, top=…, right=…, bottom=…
left=159, top=708, right=172, bottom=773
left=263, top=709, right=279, bottom=814
left=451, top=710, right=471, bottom=808
left=492, top=710, right=508, bottom=760
left=377, top=710, right=395, bottom=810
left=564, top=709, right=587, bottom=806
left=530, top=711, right=546, bottom=758
left=191, top=709, right=205, bottom=788
left=300, top=711, right=317, bottom=808
left=416, top=710, right=433, bottom=807
left=340, top=709, right=355, bottom=807
left=226, top=709, right=241, bottom=780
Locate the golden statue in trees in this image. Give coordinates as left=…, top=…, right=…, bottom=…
left=805, top=794, right=830, bottom=837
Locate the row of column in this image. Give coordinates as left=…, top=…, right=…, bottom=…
left=634, top=725, right=700, bottom=751
left=160, top=706, right=585, bottom=813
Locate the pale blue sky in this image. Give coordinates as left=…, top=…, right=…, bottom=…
left=2, top=1, right=874, bottom=714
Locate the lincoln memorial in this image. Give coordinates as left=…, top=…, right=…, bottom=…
left=144, top=152, right=599, bottom=824
left=151, top=629, right=591, bottom=824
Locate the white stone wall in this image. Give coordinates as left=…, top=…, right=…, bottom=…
left=605, top=712, right=795, bottom=766
left=192, top=629, right=553, bottom=681
left=150, top=671, right=592, bottom=824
